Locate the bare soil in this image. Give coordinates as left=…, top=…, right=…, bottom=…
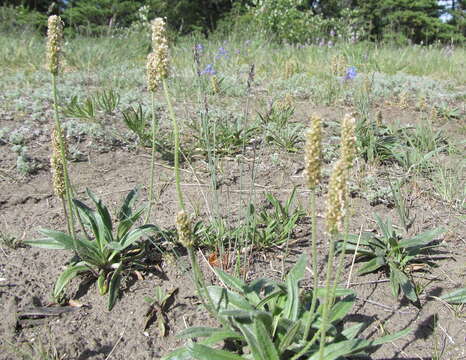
left=0, top=101, right=465, bottom=360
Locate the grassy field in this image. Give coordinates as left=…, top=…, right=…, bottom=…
left=0, top=26, right=465, bottom=359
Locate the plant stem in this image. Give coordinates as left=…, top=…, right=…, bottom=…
left=145, top=91, right=157, bottom=224
left=318, top=231, right=337, bottom=360
left=304, top=188, right=319, bottom=340
left=52, top=73, right=76, bottom=247
left=163, top=79, right=185, bottom=210
left=187, top=245, right=219, bottom=321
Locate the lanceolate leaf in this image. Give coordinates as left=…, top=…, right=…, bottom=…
left=330, top=295, right=355, bottom=322
left=236, top=323, right=264, bottom=360
left=208, top=286, right=255, bottom=312
left=53, top=262, right=90, bottom=298
left=283, top=255, right=306, bottom=321
left=253, top=318, right=280, bottom=360
left=308, top=338, right=373, bottom=360
left=188, top=343, right=244, bottom=360
left=341, top=323, right=366, bottom=340
left=108, top=266, right=122, bottom=310
left=390, top=265, right=417, bottom=302
left=177, top=327, right=240, bottom=340
left=86, top=188, right=113, bottom=233
left=73, top=199, right=100, bottom=243
left=398, top=227, right=444, bottom=249
left=358, top=256, right=386, bottom=275
left=439, top=288, right=466, bottom=304
left=25, top=229, right=75, bottom=250
left=118, top=224, right=157, bottom=250
left=215, top=268, right=247, bottom=293
left=278, top=320, right=301, bottom=353
left=116, top=206, right=146, bottom=240
left=371, top=327, right=412, bottom=346
left=118, top=187, right=139, bottom=222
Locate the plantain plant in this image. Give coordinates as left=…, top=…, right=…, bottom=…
left=26, top=188, right=158, bottom=310
left=162, top=255, right=409, bottom=360
left=337, top=215, right=444, bottom=303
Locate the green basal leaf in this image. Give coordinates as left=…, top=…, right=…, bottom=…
left=108, top=266, right=122, bottom=310
left=25, top=238, right=70, bottom=250
left=53, top=262, right=89, bottom=298
left=315, top=287, right=355, bottom=298
left=98, top=272, right=107, bottom=295
left=74, top=199, right=100, bottom=241
left=74, top=236, right=107, bottom=267
left=284, top=254, right=306, bottom=321
left=253, top=317, right=280, bottom=360
left=163, top=330, right=244, bottom=360
left=255, top=289, right=284, bottom=309
left=308, top=338, right=373, bottom=360
left=371, top=327, right=411, bottom=346
left=106, top=241, right=125, bottom=251
left=86, top=188, right=113, bottom=233
left=341, top=323, right=366, bottom=340
left=215, top=268, right=247, bottom=293
left=118, top=224, right=157, bottom=251
left=278, top=319, right=301, bottom=353
left=330, top=295, right=355, bottom=322
left=236, top=322, right=264, bottom=360
left=440, top=288, right=466, bottom=304
left=26, top=229, right=75, bottom=250
left=336, top=242, right=374, bottom=257
left=116, top=206, right=146, bottom=240
left=391, top=265, right=417, bottom=302
left=118, top=187, right=139, bottom=222
left=177, top=327, right=239, bottom=340
left=208, top=286, right=255, bottom=312
left=398, top=227, right=444, bottom=249
left=358, top=256, right=386, bottom=275
left=389, top=267, right=400, bottom=298
left=375, top=214, right=390, bottom=239
left=188, top=343, right=244, bottom=360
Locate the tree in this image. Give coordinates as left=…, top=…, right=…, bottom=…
left=62, top=0, right=145, bottom=34
left=352, top=0, right=461, bottom=43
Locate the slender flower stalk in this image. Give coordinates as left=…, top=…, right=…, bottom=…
left=176, top=211, right=216, bottom=317
left=145, top=17, right=170, bottom=223
left=303, top=115, right=322, bottom=340
left=319, top=159, right=349, bottom=359
left=47, top=15, right=76, bottom=243
left=164, top=79, right=185, bottom=210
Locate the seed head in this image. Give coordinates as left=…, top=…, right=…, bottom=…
left=340, top=114, right=356, bottom=169
left=176, top=211, right=194, bottom=248
left=376, top=111, right=383, bottom=127
left=146, top=52, right=159, bottom=92
left=304, top=115, right=322, bottom=189
left=331, top=54, right=347, bottom=76
left=47, top=15, right=64, bottom=75
left=325, top=159, right=348, bottom=234
left=50, top=127, right=67, bottom=198
left=210, top=75, right=220, bottom=94
left=151, top=18, right=169, bottom=78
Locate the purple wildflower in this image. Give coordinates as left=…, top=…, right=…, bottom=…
left=201, top=64, right=216, bottom=76
left=215, top=46, right=228, bottom=59
left=344, top=66, right=357, bottom=80
left=195, top=44, right=204, bottom=53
